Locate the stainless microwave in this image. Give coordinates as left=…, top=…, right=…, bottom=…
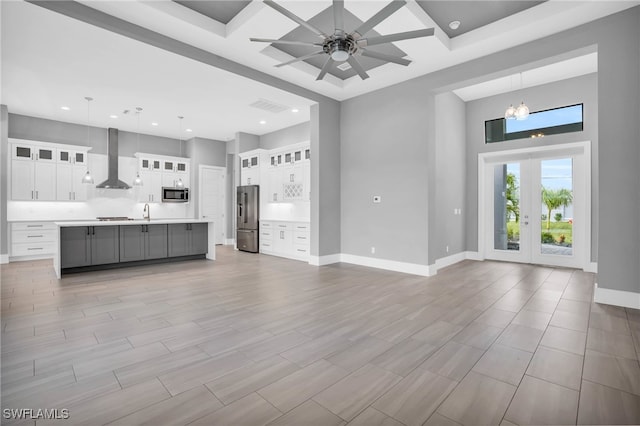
left=162, top=187, right=189, bottom=202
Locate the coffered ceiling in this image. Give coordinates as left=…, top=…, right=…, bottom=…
left=1, top=1, right=638, bottom=143
left=73, top=0, right=637, bottom=100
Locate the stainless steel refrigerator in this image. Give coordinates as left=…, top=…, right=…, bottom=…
left=236, top=185, right=259, bottom=253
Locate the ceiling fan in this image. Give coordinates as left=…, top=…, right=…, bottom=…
left=250, top=0, right=434, bottom=81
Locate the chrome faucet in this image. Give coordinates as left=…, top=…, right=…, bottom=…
left=143, top=203, right=150, bottom=221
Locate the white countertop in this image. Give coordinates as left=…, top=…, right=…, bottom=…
left=54, top=218, right=212, bottom=227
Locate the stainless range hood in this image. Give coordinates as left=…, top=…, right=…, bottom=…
left=96, top=128, right=131, bottom=189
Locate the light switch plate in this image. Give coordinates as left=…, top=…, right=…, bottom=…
left=373, top=196, right=381, bottom=203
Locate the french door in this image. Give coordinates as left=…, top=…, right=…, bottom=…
left=481, top=144, right=588, bottom=269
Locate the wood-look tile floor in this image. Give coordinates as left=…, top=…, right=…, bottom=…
left=2, top=247, right=640, bottom=425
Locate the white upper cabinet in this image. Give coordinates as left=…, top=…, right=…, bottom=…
left=56, top=148, right=88, bottom=201
left=239, top=149, right=266, bottom=186
left=264, top=142, right=310, bottom=204
left=10, top=140, right=88, bottom=201
left=135, top=153, right=191, bottom=202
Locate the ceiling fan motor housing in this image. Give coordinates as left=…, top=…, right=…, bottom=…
left=326, top=36, right=355, bottom=61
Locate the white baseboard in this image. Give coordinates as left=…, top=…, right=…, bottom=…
left=0, top=254, right=8, bottom=264
left=464, top=251, right=483, bottom=261
left=341, top=254, right=433, bottom=276
left=309, top=254, right=341, bottom=266
left=434, top=252, right=468, bottom=271
left=584, top=262, right=598, bottom=273
left=224, top=238, right=235, bottom=245
left=594, top=283, right=640, bottom=309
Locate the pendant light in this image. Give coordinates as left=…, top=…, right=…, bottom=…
left=81, top=97, right=95, bottom=184
left=132, top=107, right=144, bottom=186
left=504, top=75, right=516, bottom=120
left=505, top=73, right=529, bottom=120
left=175, top=116, right=185, bottom=189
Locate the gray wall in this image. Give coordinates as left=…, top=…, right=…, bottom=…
left=1, top=105, right=8, bottom=257
left=186, top=136, right=227, bottom=219
left=340, top=7, right=639, bottom=296
left=341, top=80, right=430, bottom=264
left=433, top=92, right=466, bottom=262
left=465, top=73, right=599, bottom=261
left=312, top=102, right=341, bottom=257
left=260, top=122, right=310, bottom=150
left=8, top=113, right=182, bottom=157
left=236, top=132, right=260, bottom=154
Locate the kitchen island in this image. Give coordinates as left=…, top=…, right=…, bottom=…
left=53, top=219, right=215, bottom=278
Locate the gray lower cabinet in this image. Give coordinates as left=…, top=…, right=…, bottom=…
left=119, top=224, right=168, bottom=262
left=167, top=223, right=208, bottom=257
left=60, top=226, right=119, bottom=268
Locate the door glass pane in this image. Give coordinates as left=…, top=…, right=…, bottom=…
left=75, top=152, right=84, bottom=163
left=494, top=163, right=520, bottom=251
left=540, top=158, right=573, bottom=256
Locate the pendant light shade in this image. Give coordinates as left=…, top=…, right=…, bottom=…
left=82, top=170, right=94, bottom=184
left=81, top=97, right=95, bottom=184
left=515, top=101, right=530, bottom=120
left=505, top=104, right=516, bottom=120
left=133, top=107, right=144, bottom=186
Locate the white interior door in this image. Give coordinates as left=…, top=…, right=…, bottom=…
left=482, top=144, right=588, bottom=269
left=199, top=166, right=225, bottom=244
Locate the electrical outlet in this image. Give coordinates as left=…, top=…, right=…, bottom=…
left=371, top=246, right=375, bottom=254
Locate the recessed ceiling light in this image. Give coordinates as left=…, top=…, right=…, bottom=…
left=151, top=122, right=158, bottom=126
left=259, top=120, right=266, bottom=125
left=449, top=20, right=461, bottom=30
left=61, top=106, right=70, bottom=111
left=186, top=128, right=193, bottom=132
left=109, top=114, right=118, bottom=119
left=291, top=108, right=299, bottom=113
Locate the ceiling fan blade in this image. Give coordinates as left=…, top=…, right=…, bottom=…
left=263, top=0, right=328, bottom=38
left=352, top=0, right=406, bottom=37
left=316, top=57, right=335, bottom=81
left=360, top=49, right=411, bottom=66
left=250, top=38, right=323, bottom=47
left=333, top=0, right=344, bottom=32
left=347, top=56, right=370, bottom=80
left=276, top=51, right=325, bottom=67
left=360, top=28, right=434, bottom=47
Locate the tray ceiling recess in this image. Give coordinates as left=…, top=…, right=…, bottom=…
left=250, top=0, right=434, bottom=81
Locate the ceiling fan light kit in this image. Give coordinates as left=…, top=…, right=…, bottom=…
left=251, top=0, right=435, bottom=81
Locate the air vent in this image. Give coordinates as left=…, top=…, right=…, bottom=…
left=337, top=62, right=352, bottom=71
left=249, top=98, right=289, bottom=114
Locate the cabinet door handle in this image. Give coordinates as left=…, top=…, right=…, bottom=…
left=26, top=225, right=43, bottom=228
left=69, top=192, right=72, bottom=200
left=28, top=247, right=43, bottom=251
left=31, top=191, right=34, bottom=199
left=87, top=227, right=91, bottom=235
left=35, top=191, right=38, bottom=199
left=73, top=192, right=76, bottom=200
left=27, top=235, right=43, bottom=238
left=290, top=174, right=294, bottom=182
